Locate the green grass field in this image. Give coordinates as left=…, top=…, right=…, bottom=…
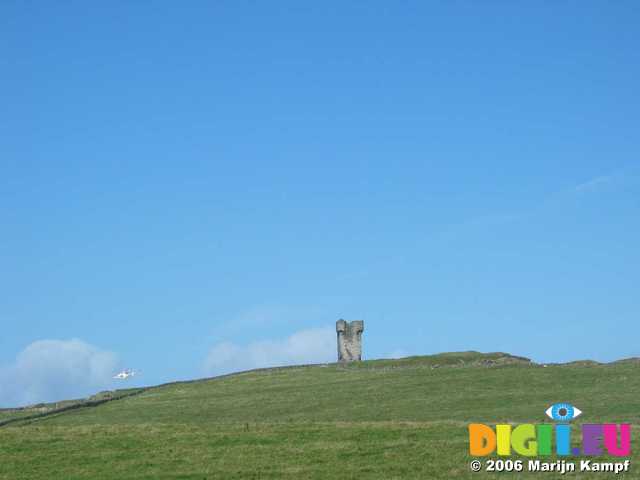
left=1, top=352, right=638, bottom=479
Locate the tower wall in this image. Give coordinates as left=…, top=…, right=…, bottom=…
left=336, top=319, right=364, bottom=362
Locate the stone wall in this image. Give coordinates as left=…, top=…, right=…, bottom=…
left=336, top=319, right=364, bottom=362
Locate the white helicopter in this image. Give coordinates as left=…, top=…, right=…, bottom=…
left=112, top=369, right=139, bottom=380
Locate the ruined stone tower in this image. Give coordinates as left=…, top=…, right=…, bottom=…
left=336, top=319, right=364, bottom=362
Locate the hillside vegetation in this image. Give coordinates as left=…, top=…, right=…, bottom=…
left=1, top=352, right=638, bottom=479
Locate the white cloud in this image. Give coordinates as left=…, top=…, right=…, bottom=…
left=0, top=339, right=118, bottom=408
left=209, top=305, right=326, bottom=339
left=384, top=349, right=410, bottom=359
left=203, top=327, right=335, bottom=376
left=574, top=175, right=615, bottom=193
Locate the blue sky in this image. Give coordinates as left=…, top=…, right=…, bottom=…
left=1, top=1, right=639, bottom=406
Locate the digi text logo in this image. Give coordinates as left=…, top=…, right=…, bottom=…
left=469, top=403, right=631, bottom=457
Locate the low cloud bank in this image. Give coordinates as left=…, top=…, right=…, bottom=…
left=203, top=327, right=335, bottom=376
left=0, top=339, right=118, bottom=407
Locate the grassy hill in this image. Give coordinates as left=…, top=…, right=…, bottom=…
left=1, top=352, right=638, bottom=479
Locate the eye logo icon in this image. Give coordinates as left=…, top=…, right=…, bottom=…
left=545, top=403, right=582, bottom=422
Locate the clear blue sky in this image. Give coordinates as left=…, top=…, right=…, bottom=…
left=1, top=1, right=639, bottom=405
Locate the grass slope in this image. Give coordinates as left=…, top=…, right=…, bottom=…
left=1, top=352, right=638, bottom=479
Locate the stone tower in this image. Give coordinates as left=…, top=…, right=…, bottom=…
left=336, top=319, right=364, bottom=362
